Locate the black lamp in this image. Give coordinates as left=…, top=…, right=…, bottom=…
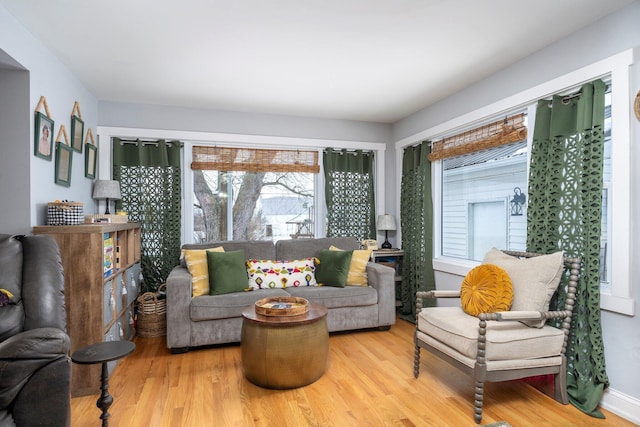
left=377, top=214, right=396, bottom=249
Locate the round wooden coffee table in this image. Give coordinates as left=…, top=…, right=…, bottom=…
left=241, top=302, right=328, bottom=389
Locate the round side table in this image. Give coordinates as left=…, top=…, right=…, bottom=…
left=241, top=302, right=328, bottom=389
left=71, top=340, right=135, bottom=427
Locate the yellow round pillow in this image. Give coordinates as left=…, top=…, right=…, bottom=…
left=460, top=264, right=513, bottom=316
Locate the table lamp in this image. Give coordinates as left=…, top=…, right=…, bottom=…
left=377, top=214, right=396, bottom=249
left=92, top=180, right=121, bottom=214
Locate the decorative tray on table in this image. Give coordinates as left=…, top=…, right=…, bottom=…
left=254, top=296, right=309, bottom=317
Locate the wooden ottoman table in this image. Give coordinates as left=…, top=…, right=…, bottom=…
left=241, top=301, right=329, bottom=389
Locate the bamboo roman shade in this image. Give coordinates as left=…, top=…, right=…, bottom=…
left=191, top=146, right=319, bottom=173
left=429, top=113, right=527, bottom=161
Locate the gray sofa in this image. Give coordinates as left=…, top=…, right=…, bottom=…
left=166, top=237, right=396, bottom=352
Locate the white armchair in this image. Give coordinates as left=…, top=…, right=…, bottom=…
left=413, top=250, right=581, bottom=424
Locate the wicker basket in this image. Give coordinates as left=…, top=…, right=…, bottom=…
left=136, top=285, right=167, bottom=338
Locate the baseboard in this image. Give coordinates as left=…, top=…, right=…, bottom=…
left=600, top=387, right=640, bottom=425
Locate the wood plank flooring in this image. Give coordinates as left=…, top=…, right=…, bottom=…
left=70, top=317, right=636, bottom=426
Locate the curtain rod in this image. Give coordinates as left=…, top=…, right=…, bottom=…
left=116, top=138, right=183, bottom=147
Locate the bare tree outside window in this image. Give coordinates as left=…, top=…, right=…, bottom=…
left=193, top=170, right=314, bottom=243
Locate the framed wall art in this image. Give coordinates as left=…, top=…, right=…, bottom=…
left=55, top=141, right=73, bottom=187
left=85, top=142, right=97, bottom=179
left=71, top=115, right=84, bottom=153
left=34, top=111, right=55, bottom=160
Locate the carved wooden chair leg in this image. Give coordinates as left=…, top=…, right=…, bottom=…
left=474, top=380, right=484, bottom=424
left=413, top=344, right=421, bottom=378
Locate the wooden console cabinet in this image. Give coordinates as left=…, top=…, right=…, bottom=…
left=33, top=223, right=141, bottom=396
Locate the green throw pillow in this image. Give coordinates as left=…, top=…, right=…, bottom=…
left=315, top=249, right=353, bottom=287
left=207, top=250, right=249, bottom=295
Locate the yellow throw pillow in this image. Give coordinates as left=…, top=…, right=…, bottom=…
left=460, top=264, right=513, bottom=317
left=330, top=245, right=372, bottom=286
left=182, top=247, right=225, bottom=297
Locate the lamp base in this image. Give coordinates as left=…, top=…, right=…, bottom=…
left=381, top=231, right=392, bottom=249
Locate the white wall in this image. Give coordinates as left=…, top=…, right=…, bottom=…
left=392, top=2, right=640, bottom=423
left=99, top=101, right=392, bottom=145
left=0, top=66, right=29, bottom=233
left=0, top=5, right=100, bottom=233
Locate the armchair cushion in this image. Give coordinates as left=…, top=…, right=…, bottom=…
left=482, top=248, right=564, bottom=327
left=460, top=264, right=513, bottom=316
left=418, top=307, right=565, bottom=362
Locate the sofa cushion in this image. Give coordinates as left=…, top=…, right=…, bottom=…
left=482, top=248, right=564, bottom=327
left=190, top=289, right=290, bottom=321
left=181, top=240, right=276, bottom=267
left=417, top=306, right=565, bottom=361
left=275, top=237, right=359, bottom=260
left=286, top=285, right=378, bottom=309
left=246, top=258, right=317, bottom=289
left=183, top=247, right=224, bottom=297
left=330, top=246, right=371, bottom=286
left=315, top=249, right=352, bottom=287
left=460, top=264, right=513, bottom=316
left=207, top=250, right=249, bottom=295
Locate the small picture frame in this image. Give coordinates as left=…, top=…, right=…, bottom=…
left=55, top=141, right=73, bottom=186
left=85, top=143, right=97, bottom=179
left=34, top=112, right=54, bottom=160
left=71, top=115, right=84, bottom=153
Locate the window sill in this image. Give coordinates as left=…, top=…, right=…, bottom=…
left=600, top=292, right=635, bottom=316
left=432, top=257, right=478, bottom=277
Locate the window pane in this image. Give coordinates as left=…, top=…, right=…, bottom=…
left=441, top=141, right=528, bottom=261
left=600, top=91, right=612, bottom=287
left=193, top=170, right=314, bottom=243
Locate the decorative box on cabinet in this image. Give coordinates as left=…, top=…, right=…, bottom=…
left=371, top=249, right=403, bottom=309
left=33, top=223, right=141, bottom=396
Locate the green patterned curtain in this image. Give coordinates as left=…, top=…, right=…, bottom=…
left=113, top=138, right=182, bottom=292
left=400, top=142, right=435, bottom=321
left=527, top=80, right=608, bottom=418
left=323, top=149, right=375, bottom=240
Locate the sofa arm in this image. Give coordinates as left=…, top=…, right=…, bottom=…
left=366, top=262, right=396, bottom=327
left=166, top=266, right=193, bottom=350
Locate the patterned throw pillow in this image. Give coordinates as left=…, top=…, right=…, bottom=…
left=329, top=245, right=371, bottom=286
left=460, top=264, right=513, bottom=317
left=182, top=247, right=225, bottom=297
left=246, top=258, right=317, bottom=290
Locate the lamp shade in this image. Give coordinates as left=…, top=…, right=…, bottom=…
left=92, top=180, right=121, bottom=201
left=377, top=214, right=396, bottom=231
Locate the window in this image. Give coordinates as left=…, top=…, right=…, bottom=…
left=418, top=50, right=634, bottom=314
left=191, top=146, right=318, bottom=242
left=436, top=114, right=528, bottom=261
left=441, top=141, right=528, bottom=260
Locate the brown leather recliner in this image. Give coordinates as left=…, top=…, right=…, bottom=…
left=0, top=234, right=71, bottom=427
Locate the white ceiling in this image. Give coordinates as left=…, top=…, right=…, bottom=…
left=1, top=0, right=635, bottom=123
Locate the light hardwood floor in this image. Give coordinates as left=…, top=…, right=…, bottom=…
left=71, top=317, right=636, bottom=427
